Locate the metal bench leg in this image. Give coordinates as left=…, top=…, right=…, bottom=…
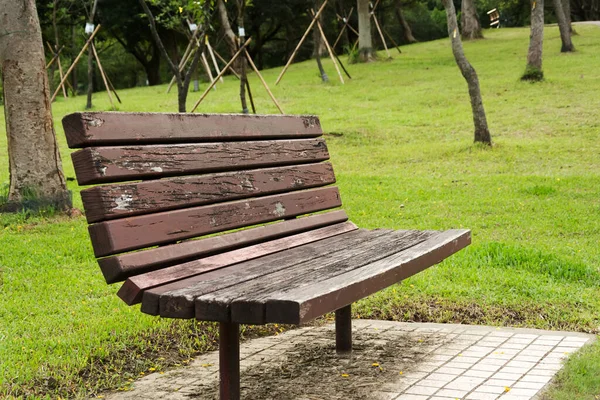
left=335, top=304, right=352, bottom=354
left=219, top=322, right=240, bottom=400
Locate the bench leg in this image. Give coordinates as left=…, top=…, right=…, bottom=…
left=335, top=304, right=352, bottom=354
left=219, top=322, right=240, bottom=400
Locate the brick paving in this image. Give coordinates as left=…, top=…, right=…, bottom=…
left=101, top=321, right=595, bottom=400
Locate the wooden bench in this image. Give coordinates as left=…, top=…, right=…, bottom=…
left=63, top=112, right=470, bottom=400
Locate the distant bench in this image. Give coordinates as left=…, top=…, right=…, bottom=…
left=63, top=112, right=470, bottom=400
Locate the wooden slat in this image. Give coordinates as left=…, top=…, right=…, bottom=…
left=63, top=112, right=323, bottom=148
left=266, top=229, right=471, bottom=324
left=118, top=221, right=358, bottom=305
left=99, top=210, right=349, bottom=284
left=71, top=138, right=329, bottom=185
left=145, top=229, right=389, bottom=318
left=89, top=186, right=342, bottom=257
left=192, top=230, right=434, bottom=323
left=82, top=163, right=336, bottom=223
left=228, top=230, right=436, bottom=324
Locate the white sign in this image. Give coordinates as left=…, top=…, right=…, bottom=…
left=238, top=27, right=245, bottom=37
left=85, top=22, right=94, bottom=34
left=189, top=23, right=198, bottom=32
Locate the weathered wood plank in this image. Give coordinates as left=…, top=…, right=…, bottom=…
left=82, top=163, right=336, bottom=223
left=63, top=112, right=322, bottom=148
left=118, top=221, right=358, bottom=305
left=266, top=229, right=471, bottom=324
left=99, top=210, right=349, bottom=284
left=228, top=230, right=436, bottom=324
left=71, top=139, right=329, bottom=185
left=89, top=186, right=342, bottom=257
left=185, top=230, right=400, bottom=322
left=192, top=230, right=433, bottom=323
left=144, top=229, right=388, bottom=318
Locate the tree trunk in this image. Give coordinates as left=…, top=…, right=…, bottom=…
left=144, top=46, right=162, bottom=85
left=441, top=0, right=492, bottom=145
left=0, top=0, right=71, bottom=211
left=237, top=0, right=249, bottom=113
left=563, top=0, right=574, bottom=33
left=461, top=0, right=484, bottom=40
left=71, top=24, right=78, bottom=94
left=522, top=0, right=545, bottom=81
left=138, top=0, right=205, bottom=112
left=86, top=0, right=99, bottom=109
left=314, top=1, right=329, bottom=82
left=394, top=2, right=417, bottom=44
left=553, top=0, right=575, bottom=51
left=357, top=0, right=375, bottom=61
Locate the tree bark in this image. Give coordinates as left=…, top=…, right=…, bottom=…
left=461, top=0, right=484, bottom=40
left=86, top=0, right=98, bottom=109
left=394, top=2, right=417, bottom=44
left=441, top=0, right=492, bottom=145
left=553, top=0, right=575, bottom=51
left=0, top=0, right=71, bottom=211
left=357, top=0, right=375, bottom=61
left=522, top=0, right=545, bottom=81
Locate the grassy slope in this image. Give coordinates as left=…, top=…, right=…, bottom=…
left=1, top=25, right=599, bottom=398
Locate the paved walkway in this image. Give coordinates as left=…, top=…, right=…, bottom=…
left=103, top=320, right=595, bottom=400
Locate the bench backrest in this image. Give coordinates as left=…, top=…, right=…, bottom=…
left=64, top=112, right=351, bottom=304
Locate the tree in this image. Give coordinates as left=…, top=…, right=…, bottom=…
left=313, top=0, right=329, bottom=82
left=138, top=0, right=210, bottom=112
left=86, top=0, right=99, bottom=109
left=357, top=0, right=375, bottom=61
left=553, top=0, right=575, bottom=52
left=441, top=0, right=492, bottom=145
left=522, top=0, right=544, bottom=81
left=0, top=0, right=71, bottom=211
left=394, top=1, right=417, bottom=44
left=461, top=0, right=483, bottom=40
left=98, top=0, right=164, bottom=86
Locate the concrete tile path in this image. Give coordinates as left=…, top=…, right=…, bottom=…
left=102, top=320, right=595, bottom=400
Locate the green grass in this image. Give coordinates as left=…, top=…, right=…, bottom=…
left=1, top=25, right=600, bottom=398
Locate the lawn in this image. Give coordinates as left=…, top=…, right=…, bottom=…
left=1, top=25, right=599, bottom=399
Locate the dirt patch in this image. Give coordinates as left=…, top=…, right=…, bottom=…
left=189, top=329, right=445, bottom=400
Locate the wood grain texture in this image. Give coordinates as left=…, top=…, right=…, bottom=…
left=143, top=229, right=385, bottom=318
left=71, top=139, right=329, bottom=185
left=160, top=229, right=395, bottom=320
left=99, top=210, right=349, bottom=284
left=118, top=221, right=358, bottom=305
left=193, top=230, right=434, bottom=323
left=81, top=163, right=336, bottom=223
left=89, top=186, right=342, bottom=257
left=63, top=112, right=322, bottom=148
left=228, top=230, right=436, bottom=324
left=266, top=229, right=471, bottom=324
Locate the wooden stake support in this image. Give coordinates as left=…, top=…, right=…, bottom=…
left=45, top=44, right=65, bottom=69
left=311, top=9, right=344, bottom=84
left=206, top=38, right=224, bottom=83
left=91, top=42, right=116, bottom=110
left=275, top=0, right=329, bottom=85
left=332, top=7, right=354, bottom=50
left=51, top=24, right=101, bottom=102
left=201, top=51, right=217, bottom=90
left=46, top=42, right=68, bottom=98
left=383, top=27, right=402, bottom=55
left=243, top=48, right=284, bottom=114
left=372, top=14, right=391, bottom=58
left=191, top=37, right=252, bottom=112
left=213, top=49, right=241, bottom=79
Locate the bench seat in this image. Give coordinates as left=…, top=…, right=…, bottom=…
left=64, top=112, right=470, bottom=400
